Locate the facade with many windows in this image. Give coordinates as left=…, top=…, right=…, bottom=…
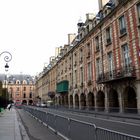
left=36, top=0, right=140, bottom=113
left=0, top=74, right=35, bottom=105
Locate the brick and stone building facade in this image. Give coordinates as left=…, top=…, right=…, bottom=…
left=36, top=0, right=140, bottom=113
left=0, top=74, right=35, bottom=105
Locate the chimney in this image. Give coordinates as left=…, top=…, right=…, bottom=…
left=98, top=0, right=109, bottom=10
left=68, top=33, right=76, bottom=45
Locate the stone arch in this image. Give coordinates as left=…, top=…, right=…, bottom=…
left=96, top=90, right=105, bottom=111
left=87, top=92, right=94, bottom=110
left=69, top=95, right=73, bottom=108
left=75, top=94, right=79, bottom=109
left=61, top=95, right=65, bottom=106
left=58, top=96, right=61, bottom=105
left=22, top=100, right=27, bottom=105
left=108, top=88, right=119, bottom=112
left=28, top=100, right=33, bottom=105
left=124, top=86, right=137, bottom=113
left=80, top=93, right=86, bottom=109
left=64, top=94, right=68, bottom=107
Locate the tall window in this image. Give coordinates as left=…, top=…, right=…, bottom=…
left=106, top=27, right=112, bottom=44
left=23, top=93, right=26, bottom=98
left=74, top=70, right=77, bottom=85
left=108, top=52, right=113, bottom=77
left=137, top=3, right=140, bottom=23
left=80, top=48, right=83, bottom=62
left=95, top=36, right=99, bottom=51
left=23, top=87, right=26, bottom=91
left=69, top=73, right=72, bottom=86
left=80, top=67, right=84, bottom=83
left=29, top=92, right=32, bottom=98
left=96, top=58, right=101, bottom=79
left=122, top=44, right=130, bottom=68
left=17, top=87, right=19, bottom=91
left=87, top=43, right=91, bottom=57
left=87, top=63, right=92, bottom=80
left=119, top=15, right=127, bottom=35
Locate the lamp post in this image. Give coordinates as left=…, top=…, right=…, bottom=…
left=0, top=51, right=12, bottom=107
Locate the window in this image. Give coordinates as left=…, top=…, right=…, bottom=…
left=106, top=27, right=112, bottom=44
left=87, top=63, right=92, bottom=81
left=80, top=67, right=84, bottom=83
left=74, top=70, right=77, bottom=84
left=29, top=92, right=32, bottom=98
left=80, top=48, right=83, bottom=62
left=137, top=3, right=140, bottom=23
left=96, top=58, right=101, bottom=78
left=108, top=52, right=113, bottom=78
left=87, top=43, right=91, bottom=57
left=95, top=36, right=99, bottom=51
left=122, top=44, right=130, bottom=68
left=23, top=93, right=26, bottom=98
left=119, top=15, right=127, bottom=35
left=17, top=87, right=19, bottom=91
left=69, top=73, right=72, bottom=87
left=23, top=87, right=26, bottom=91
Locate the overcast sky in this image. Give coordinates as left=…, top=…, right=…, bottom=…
left=0, top=0, right=99, bottom=76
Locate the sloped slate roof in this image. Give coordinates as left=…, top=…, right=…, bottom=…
left=0, top=74, right=34, bottom=84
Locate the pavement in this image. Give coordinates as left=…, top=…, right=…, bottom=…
left=0, top=108, right=22, bottom=140
left=0, top=107, right=64, bottom=140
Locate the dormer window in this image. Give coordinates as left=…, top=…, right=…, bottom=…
left=86, top=25, right=89, bottom=33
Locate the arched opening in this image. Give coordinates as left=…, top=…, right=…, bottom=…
left=28, top=100, right=33, bottom=105
left=80, top=93, right=86, bottom=109
left=70, top=95, right=73, bottom=108
left=87, top=92, right=94, bottom=110
left=22, top=100, right=27, bottom=105
left=54, top=97, right=57, bottom=105
left=108, top=89, right=119, bottom=112
left=61, top=95, right=65, bottom=106
left=124, top=86, right=137, bottom=113
left=75, top=94, right=79, bottom=109
left=64, top=94, right=68, bottom=107
left=58, top=96, right=61, bottom=106
left=96, top=91, right=105, bottom=111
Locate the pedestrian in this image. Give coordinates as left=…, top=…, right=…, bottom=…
left=7, top=104, right=12, bottom=110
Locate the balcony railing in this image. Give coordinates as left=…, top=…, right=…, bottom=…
left=97, top=66, right=136, bottom=83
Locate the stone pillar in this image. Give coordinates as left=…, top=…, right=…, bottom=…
left=104, top=86, right=109, bottom=113
left=94, top=91, right=98, bottom=111
left=136, top=81, right=140, bottom=114
left=118, top=87, right=123, bottom=113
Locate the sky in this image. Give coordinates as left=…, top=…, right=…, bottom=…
left=0, top=0, right=99, bottom=76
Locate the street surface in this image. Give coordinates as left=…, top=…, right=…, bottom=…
left=40, top=107, right=140, bottom=137
left=17, top=108, right=64, bottom=140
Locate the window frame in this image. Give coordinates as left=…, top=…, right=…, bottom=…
left=106, top=26, right=112, bottom=45
left=119, top=15, right=127, bottom=36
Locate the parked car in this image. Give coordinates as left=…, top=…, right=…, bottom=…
left=36, top=103, right=41, bottom=107
left=40, top=103, right=47, bottom=108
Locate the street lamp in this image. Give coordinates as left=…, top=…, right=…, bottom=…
left=0, top=51, right=12, bottom=107
left=5, top=63, right=9, bottom=72
left=0, top=51, right=12, bottom=69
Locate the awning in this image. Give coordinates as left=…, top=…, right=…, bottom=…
left=56, top=80, right=69, bottom=93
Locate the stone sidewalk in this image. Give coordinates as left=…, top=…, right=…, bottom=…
left=0, top=108, right=22, bottom=140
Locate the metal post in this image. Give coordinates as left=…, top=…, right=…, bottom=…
left=0, top=51, right=12, bottom=107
